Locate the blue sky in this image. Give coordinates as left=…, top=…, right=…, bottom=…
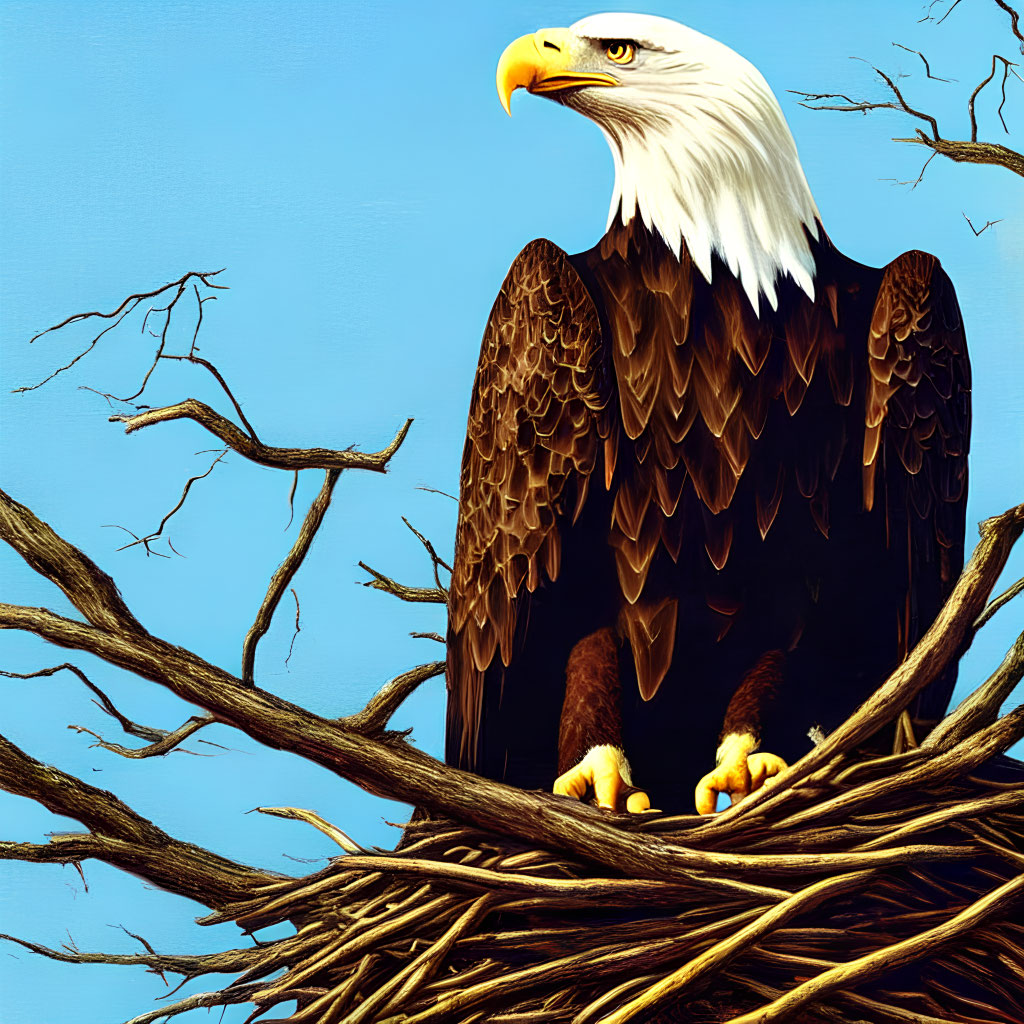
left=1, top=1, right=1022, bottom=1021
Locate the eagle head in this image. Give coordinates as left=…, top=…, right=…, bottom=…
left=496, top=13, right=820, bottom=311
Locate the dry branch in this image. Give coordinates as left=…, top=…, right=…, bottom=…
left=794, top=3, right=1024, bottom=181
left=0, top=732, right=275, bottom=906
left=358, top=561, right=448, bottom=604
left=111, top=399, right=412, bottom=473
left=342, top=662, right=446, bottom=735
left=243, top=468, right=342, bottom=685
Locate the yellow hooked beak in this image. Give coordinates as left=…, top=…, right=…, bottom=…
left=496, top=28, right=619, bottom=115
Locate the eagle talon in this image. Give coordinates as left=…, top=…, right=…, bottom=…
left=695, top=742, right=787, bottom=815
left=553, top=744, right=652, bottom=813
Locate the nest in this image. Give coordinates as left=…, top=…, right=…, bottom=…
left=195, top=731, right=1024, bottom=1024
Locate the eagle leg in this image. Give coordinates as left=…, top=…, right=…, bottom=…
left=553, top=628, right=652, bottom=813
left=694, top=650, right=789, bottom=814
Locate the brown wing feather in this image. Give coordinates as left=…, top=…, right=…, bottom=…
left=864, top=250, right=971, bottom=718
left=446, top=239, right=606, bottom=763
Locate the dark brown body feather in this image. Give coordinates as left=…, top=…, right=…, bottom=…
left=446, top=221, right=969, bottom=811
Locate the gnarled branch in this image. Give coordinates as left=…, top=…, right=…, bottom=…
left=112, top=399, right=412, bottom=473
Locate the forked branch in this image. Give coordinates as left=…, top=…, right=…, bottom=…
left=793, top=5, right=1024, bottom=181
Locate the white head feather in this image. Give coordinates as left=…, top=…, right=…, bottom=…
left=565, top=13, right=820, bottom=311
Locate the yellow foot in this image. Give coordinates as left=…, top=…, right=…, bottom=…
left=554, top=744, right=653, bottom=813
left=694, top=733, right=787, bottom=815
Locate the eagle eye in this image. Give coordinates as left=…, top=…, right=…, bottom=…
left=604, top=40, right=636, bottom=65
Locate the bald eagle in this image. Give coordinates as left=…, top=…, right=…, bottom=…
left=445, top=14, right=970, bottom=815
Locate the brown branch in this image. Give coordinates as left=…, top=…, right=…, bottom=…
left=358, top=561, right=447, bottom=604
left=242, top=469, right=341, bottom=686
left=897, top=132, right=1024, bottom=176
left=698, top=501, right=1024, bottom=830
left=121, top=983, right=265, bottom=1024
left=343, top=894, right=496, bottom=1023
left=68, top=714, right=216, bottom=759
left=1, top=662, right=223, bottom=759
left=0, top=732, right=274, bottom=906
left=343, top=661, right=446, bottom=734
left=160, top=350, right=260, bottom=441
left=403, top=517, right=453, bottom=595
left=113, top=448, right=229, bottom=557
left=768, top=705, right=1024, bottom=834
left=0, top=603, right=977, bottom=882
left=0, top=488, right=147, bottom=635
left=14, top=270, right=227, bottom=392
left=976, top=573, right=1024, bottom=627
left=995, top=0, right=1024, bottom=53
left=968, top=55, right=1020, bottom=139
left=797, top=34, right=1024, bottom=179
left=111, top=399, right=412, bottom=473
left=892, top=42, right=953, bottom=81
left=0, top=932, right=263, bottom=978
left=963, top=211, right=1003, bottom=234
left=0, top=663, right=165, bottom=742
left=596, top=870, right=876, bottom=1024
left=723, top=874, right=1024, bottom=1024
left=253, top=806, right=368, bottom=854
left=411, top=631, right=446, bottom=643
left=923, top=629, right=1024, bottom=749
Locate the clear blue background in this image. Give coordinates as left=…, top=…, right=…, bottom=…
left=1, top=2, right=1021, bottom=1021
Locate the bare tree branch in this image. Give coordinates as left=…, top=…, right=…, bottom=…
left=0, top=932, right=264, bottom=977
left=411, top=631, right=446, bottom=644
left=242, top=469, right=341, bottom=686
left=113, top=448, right=229, bottom=558
left=0, top=733, right=275, bottom=905
left=121, top=983, right=266, bottom=1024
left=924, top=629, right=1024, bottom=749
left=111, top=400, right=412, bottom=473
left=1, top=663, right=162, bottom=740
left=358, top=562, right=447, bottom=604
left=14, top=270, right=227, bottom=393
left=722, top=874, right=1024, bottom=1024
left=69, top=714, right=217, bottom=759
left=1, top=662, right=222, bottom=759
left=969, top=55, right=1020, bottom=139
left=342, top=662, right=446, bottom=735
left=976, top=572, right=1024, bottom=627
left=893, top=42, right=954, bottom=81
left=963, top=211, right=1004, bottom=234
left=0, top=488, right=146, bottom=635
left=995, top=0, right=1024, bottom=53
left=0, top=603, right=984, bottom=881
left=796, top=11, right=1024, bottom=181
left=402, top=517, right=453, bottom=594
left=254, top=806, right=368, bottom=854
left=896, top=132, right=1024, bottom=177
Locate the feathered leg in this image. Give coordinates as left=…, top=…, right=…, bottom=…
left=695, top=649, right=789, bottom=814
left=553, top=628, right=651, bottom=813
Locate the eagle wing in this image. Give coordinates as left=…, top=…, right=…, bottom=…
left=864, top=250, right=972, bottom=725
left=446, top=239, right=607, bottom=773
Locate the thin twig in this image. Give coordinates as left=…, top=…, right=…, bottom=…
left=893, top=42, right=953, bottom=81
left=68, top=714, right=216, bottom=759
left=112, top=449, right=229, bottom=558
left=242, top=469, right=341, bottom=686
left=963, top=212, right=1004, bottom=235
left=976, top=573, right=1024, bottom=627
left=358, top=562, right=447, bottom=604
